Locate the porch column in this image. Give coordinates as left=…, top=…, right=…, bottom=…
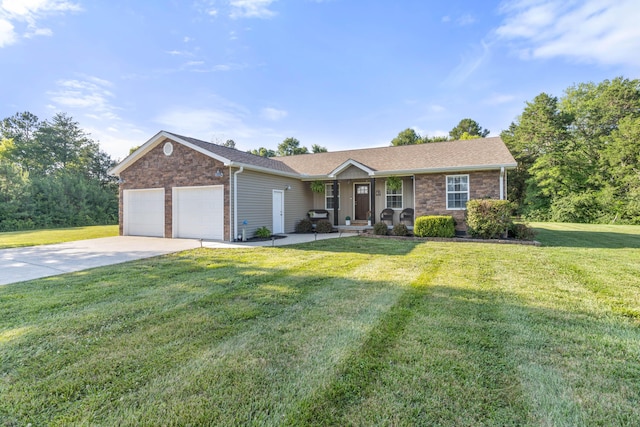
left=333, top=180, right=339, bottom=226
left=370, top=177, right=376, bottom=225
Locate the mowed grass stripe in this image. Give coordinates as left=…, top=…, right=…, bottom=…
left=2, top=226, right=640, bottom=425
left=287, top=246, right=445, bottom=425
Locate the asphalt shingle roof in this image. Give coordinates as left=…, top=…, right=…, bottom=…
left=166, top=132, right=516, bottom=177
left=274, top=137, right=516, bottom=176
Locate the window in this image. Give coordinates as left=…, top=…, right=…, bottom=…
left=447, top=175, right=469, bottom=209
left=325, top=183, right=340, bottom=209
left=385, top=179, right=403, bottom=209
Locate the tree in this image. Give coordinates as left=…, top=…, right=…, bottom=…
left=449, top=118, right=489, bottom=140
left=312, top=144, right=328, bottom=153
left=277, top=137, right=308, bottom=156
left=0, top=111, right=118, bottom=231
left=249, top=147, right=276, bottom=157
left=503, top=76, right=640, bottom=223
left=501, top=93, right=571, bottom=215
left=223, top=139, right=236, bottom=148
left=391, top=128, right=423, bottom=146
left=0, top=111, right=43, bottom=173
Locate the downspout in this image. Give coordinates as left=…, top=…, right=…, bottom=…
left=234, top=166, right=244, bottom=241
left=499, top=167, right=505, bottom=200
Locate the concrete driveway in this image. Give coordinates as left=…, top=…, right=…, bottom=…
left=0, top=233, right=351, bottom=286
left=0, top=236, right=204, bottom=286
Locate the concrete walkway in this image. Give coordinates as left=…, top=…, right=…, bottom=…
left=0, top=232, right=352, bottom=286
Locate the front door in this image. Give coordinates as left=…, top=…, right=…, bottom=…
left=272, top=190, right=284, bottom=234
left=354, top=184, right=370, bottom=220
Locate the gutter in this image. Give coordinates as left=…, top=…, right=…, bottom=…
left=233, top=166, right=244, bottom=241
left=500, top=167, right=505, bottom=200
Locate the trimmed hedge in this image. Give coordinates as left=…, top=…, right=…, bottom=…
left=414, top=216, right=455, bottom=238
left=466, top=199, right=513, bottom=239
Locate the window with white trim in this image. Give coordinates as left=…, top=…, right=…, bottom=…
left=446, top=175, right=469, bottom=209
left=325, top=183, right=340, bottom=209
left=385, top=180, right=403, bottom=209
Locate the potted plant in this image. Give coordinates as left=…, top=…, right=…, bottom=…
left=345, top=215, right=351, bottom=226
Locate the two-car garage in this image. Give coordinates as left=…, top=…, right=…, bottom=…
left=123, top=186, right=224, bottom=240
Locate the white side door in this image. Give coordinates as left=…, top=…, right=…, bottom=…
left=272, top=190, right=284, bottom=234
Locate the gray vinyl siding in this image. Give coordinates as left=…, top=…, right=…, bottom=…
left=234, top=169, right=312, bottom=238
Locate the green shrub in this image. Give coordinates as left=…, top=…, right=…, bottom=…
left=295, top=218, right=313, bottom=233
left=255, top=226, right=271, bottom=238
left=315, top=219, right=333, bottom=233
left=466, top=199, right=513, bottom=239
left=508, top=222, right=537, bottom=241
left=413, top=216, right=455, bottom=238
left=373, top=221, right=388, bottom=235
left=392, top=223, right=409, bottom=236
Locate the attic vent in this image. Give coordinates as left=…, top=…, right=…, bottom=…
left=163, top=142, right=174, bottom=156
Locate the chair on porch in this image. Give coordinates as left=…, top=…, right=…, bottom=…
left=400, top=208, right=414, bottom=225
left=380, top=208, right=394, bottom=225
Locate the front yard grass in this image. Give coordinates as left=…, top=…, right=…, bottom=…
left=1, top=223, right=639, bottom=425
left=0, top=225, right=119, bottom=249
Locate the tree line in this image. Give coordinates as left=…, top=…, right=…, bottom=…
left=502, top=76, right=640, bottom=224
left=0, top=112, right=118, bottom=231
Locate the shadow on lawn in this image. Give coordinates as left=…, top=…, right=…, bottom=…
left=281, top=236, right=423, bottom=255
left=534, top=228, right=640, bottom=249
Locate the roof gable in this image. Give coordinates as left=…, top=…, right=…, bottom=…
left=110, top=132, right=517, bottom=179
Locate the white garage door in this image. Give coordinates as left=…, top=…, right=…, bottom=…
left=173, top=186, right=224, bottom=240
left=123, top=189, right=165, bottom=237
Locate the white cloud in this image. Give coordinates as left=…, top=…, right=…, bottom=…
left=229, top=0, right=276, bottom=19
left=0, top=0, right=81, bottom=46
left=260, top=107, right=288, bottom=121
left=48, top=78, right=117, bottom=116
left=155, top=107, right=255, bottom=140
left=0, top=18, right=15, bottom=46
left=457, top=14, right=476, bottom=26
left=441, top=15, right=451, bottom=23
left=444, top=40, right=491, bottom=86
left=496, top=0, right=640, bottom=67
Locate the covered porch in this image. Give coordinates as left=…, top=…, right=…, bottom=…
left=306, top=162, right=415, bottom=229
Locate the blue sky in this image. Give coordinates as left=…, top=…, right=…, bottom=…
left=2, top=0, right=639, bottom=160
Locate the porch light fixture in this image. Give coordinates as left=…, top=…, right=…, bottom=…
left=215, top=168, right=224, bottom=177
left=285, top=185, right=292, bottom=190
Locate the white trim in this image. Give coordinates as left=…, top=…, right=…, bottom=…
left=328, top=159, right=375, bottom=178
left=123, top=188, right=165, bottom=237
left=272, top=190, right=285, bottom=234
left=500, top=167, right=505, bottom=200
left=352, top=181, right=370, bottom=221
left=109, top=131, right=233, bottom=176
left=446, top=174, right=469, bottom=210
left=172, top=185, right=224, bottom=239
left=325, top=183, right=340, bottom=210
left=233, top=166, right=244, bottom=241
left=385, top=178, right=403, bottom=210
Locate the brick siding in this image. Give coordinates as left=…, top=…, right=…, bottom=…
left=414, top=170, right=504, bottom=232
left=118, top=138, right=229, bottom=239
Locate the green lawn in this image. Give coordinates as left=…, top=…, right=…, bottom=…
left=0, top=225, right=119, bottom=249
left=1, top=223, right=639, bottom=425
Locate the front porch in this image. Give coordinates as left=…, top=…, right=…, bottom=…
left=308, top=173, right=416, bottom=228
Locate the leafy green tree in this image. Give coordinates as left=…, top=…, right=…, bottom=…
left=601, top=116, right=640, bottom=222
left=312, top=144, right=327, bottom=153
left=0, top=111, right=43, bottom=173
left=277, top=137, right=308, bottom=156
left=449, top=118, right=489, bottom=140
left=391, top=128, right=423, bottom=146
left=223, top=139, right=236, bottom=148
left=503, top=77, right=640, bottom=223
left=249, top=147, right=276, bottom=157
